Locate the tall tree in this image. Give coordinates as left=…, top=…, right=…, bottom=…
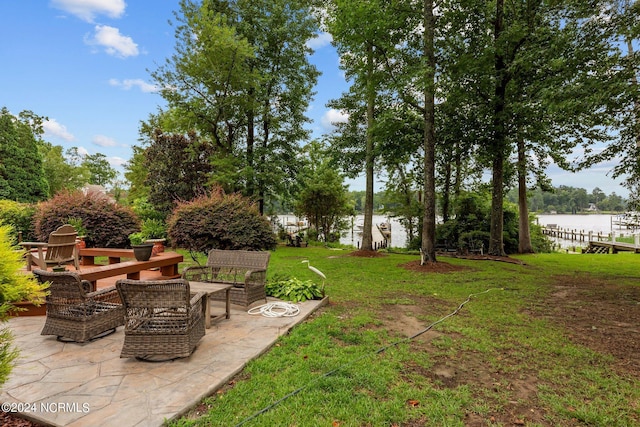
left=326, top=0, right=401, bottom=252
left=580, top=0, right=640, bottom=207
left=147, top=0, right=319, bottom=214
left=82, top=153, right=117, bottom=187
left=295, top=141, right=353, bottom=242
left=39, top=143, right=90, bottom=195
left=144, top=129, right=214, bottom=217
left=0, top=108, right=48, bottom=202
left=420, top=0, right=437, bottom=263
left=439, top=0, right=621, bottom=255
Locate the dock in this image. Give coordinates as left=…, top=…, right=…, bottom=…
left=583, top=241, right=640, bottom=254
left=541, top=226, right=613, bottom=243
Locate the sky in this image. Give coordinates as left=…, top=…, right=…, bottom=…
left=0, top=0, right=629, bottom=198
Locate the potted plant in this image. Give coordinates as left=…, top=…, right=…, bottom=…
left=129, top=232, right=154, bottom=261
left=67, top=217, right=87, bottom=250
left=140, top=219, right=167, bottom=255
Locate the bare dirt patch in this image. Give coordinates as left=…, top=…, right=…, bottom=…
left=346, top=249, right=388, bottom=258
left=377, top=296, right=550, bottom=426
left=527, top=274, right=640, bottom=378
left=375, top=261, right=639, bottom=426
left=399, top=254, right=524, bottom=274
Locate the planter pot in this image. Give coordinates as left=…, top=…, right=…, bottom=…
left=10, top=301, right=46, bottom=317
left=145, top=238, right=166, bottom=256
left=76, top=236, right=86, bottom=251
left=132, top=244, right=154, bottom=261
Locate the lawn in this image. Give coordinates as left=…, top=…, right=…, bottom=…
left=170, top=246, right=640, bottom=427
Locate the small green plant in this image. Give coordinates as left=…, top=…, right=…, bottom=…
left=128, top=232, right=146, bottom=246
left=265, top=277, right=324, bottom=302
left=66, top=217, right=87, bottom=237
left=140, top=218, right=166, bottom=240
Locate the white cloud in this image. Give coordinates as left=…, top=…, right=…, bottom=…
left=307, top=31, right=333, bottom=50
left=108, top=156, right=127, bottom=167
left=109, top=78, right=158, bottom=93
left=75, top=146, right=90, bottom=157
left=320, top=108, right=349, bottom=131
left=43, top=119, right=75, bottom=141
left=93, top=134, right=117, bottom=147
left=85, top=25, right=138, bottom=58
left=51, top=0, right=125, bottom=23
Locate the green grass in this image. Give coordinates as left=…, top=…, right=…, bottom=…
left=169, top=247, right=640, bottom=427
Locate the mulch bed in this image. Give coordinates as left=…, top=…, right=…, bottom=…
left=0, top=412, right=46, bottom=427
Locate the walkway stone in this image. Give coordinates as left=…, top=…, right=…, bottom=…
left=1, top=298, right=327, bottom=426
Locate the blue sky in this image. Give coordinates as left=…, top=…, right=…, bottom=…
left=0, top=0, right=629, bottom=197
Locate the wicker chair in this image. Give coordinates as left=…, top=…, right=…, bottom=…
left=182, top=249, right=270, bottom=308
left=33, top=269, right=124, bottom=343
left=115, top=279, right=207, bottom=361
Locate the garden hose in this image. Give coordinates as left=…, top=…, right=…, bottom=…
left=247, top=302, right=301, bottom=317
left=234, top=287, right=504, bottom=426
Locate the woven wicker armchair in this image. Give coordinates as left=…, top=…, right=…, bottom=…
left=115, top=279, right=207, bottom=361
left=182, top=249, right=270, bottom=308
left=33, top=269, right=124, bottom=343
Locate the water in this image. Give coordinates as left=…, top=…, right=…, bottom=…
left=277, top=213, right=623, bottom=249
left=536, top=213, right=631, bottom=249
left=535, top=214, right=617, bottom=234
left=276, top=214, right=408, bottom=248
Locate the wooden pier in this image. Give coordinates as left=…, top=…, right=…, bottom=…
left=541, top=226, right=613, bottom=243
left=541, top=225, right=640, bottom=253
left=583, top=241, right=640, bottom=254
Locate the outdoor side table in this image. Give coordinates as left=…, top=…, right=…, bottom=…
left=188, top=282, right=233, bottom=328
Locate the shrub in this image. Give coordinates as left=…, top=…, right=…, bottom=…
left=140, top=218, right=167, bottom=240
left=33, top=190, right=139, bottom=248
left=130, top=197, right=165, bottom=222
left=167, top=190, right=277, bottom=253
left=265, top=277, right=324, bottom=302
left=0, top=200, right=36, bottom=242
left=0, top=224, right=47, bottom=385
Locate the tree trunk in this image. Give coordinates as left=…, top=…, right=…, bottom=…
left=246, top=97, right=255, bottom=202
left=361, top=43, right=375, bottom=252
left=488, top=0, right=507, bottom=257
left=627, top=38, right=640, bottom=149
left=517, top=136, right=533, bottom=253
left=442, top=159, right=452, bottom=223
left=421, top=0, right=437, bottom=264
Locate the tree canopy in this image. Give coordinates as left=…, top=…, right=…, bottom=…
left=0, top=108, right=48, bottom=202
left=140, top=0, right=320, bottom=215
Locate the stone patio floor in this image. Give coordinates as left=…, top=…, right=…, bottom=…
left=1, top=297, right=327, bottom=426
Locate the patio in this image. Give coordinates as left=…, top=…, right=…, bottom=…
left=2, top=268, right=327, bottom=426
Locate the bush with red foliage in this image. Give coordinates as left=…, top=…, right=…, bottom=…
left=167, top=191, right=277, bottom=253
left=33, top=190, right=139, bottom=248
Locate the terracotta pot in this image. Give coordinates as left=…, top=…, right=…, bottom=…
left=145, top=239, right=166, bottom=256
left=76, top=236, right=86, bottom=251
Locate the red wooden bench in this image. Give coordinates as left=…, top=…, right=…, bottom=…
left=77, top=249, right=183, bottom=287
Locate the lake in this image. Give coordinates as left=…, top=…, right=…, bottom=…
left=277, top=213, right=626, bottom=249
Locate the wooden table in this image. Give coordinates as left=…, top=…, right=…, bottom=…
left=77, top=249, right=183, bottom=287
left=79, top=248, right=142, bottom=265
left=188, top=281, right=233, bottom=328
